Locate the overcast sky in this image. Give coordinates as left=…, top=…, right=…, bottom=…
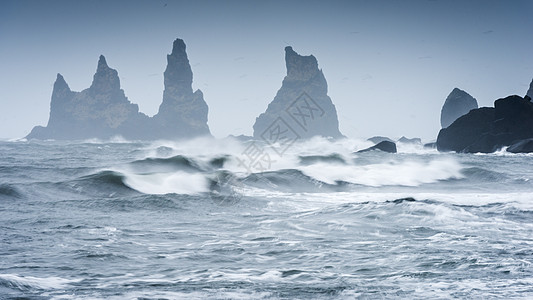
left=1, top=0, right=532, bottom=141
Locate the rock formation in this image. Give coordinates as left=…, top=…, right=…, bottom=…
left=358, top=141, right=397, bottom=153
left=437, top=95, right=533, bottom=153
left=153, top=38, right=210, bottom=139
left=27, top=38, right=210, bottom=140
left=440, top=88, right=478, bottom=128
left=252, top=46, right=343, bottom=140
left=27, top=56, right=151, bottom=140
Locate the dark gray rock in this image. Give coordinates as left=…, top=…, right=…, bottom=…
left=437, top=107, right=494, bottom=152
left=397, top=136, right=421, bottom=144
left=367, top=136, right=394, bottom=144
left=440, top=88, right=478, bottom=128
left=27, top=38, right=210, bottom=140
left=437, top=95, right=533, bottom=153
left=252, top=46, right=343, bottom=140
left=507, top=138, right=533, bottom=153
left=358, top=141, right=397, bottom=153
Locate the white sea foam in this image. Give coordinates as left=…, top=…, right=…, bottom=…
left=299, top=157, right=463, bottom=186
left=0, top=273, right=80, bottom=290
left=122, top=171, right=208, bottom=195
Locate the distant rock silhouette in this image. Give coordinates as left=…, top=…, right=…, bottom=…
left=153, top=38, right=210, bottom=139
left=367, top=136, right=394, bottom=144
left=437, top=95, right=533, bottom=153
left=397, top=136, right=421, bottom=144
left=252, top=46, right=343, bottom=140
left=358, top=141, right=397, bottom=153
left=27, top=56, right=151, bottom=140
left=440, top=88, right=478, bottom=128
left=27, top=38, right=210, bottom=140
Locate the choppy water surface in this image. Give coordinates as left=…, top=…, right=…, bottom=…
left=1, top=138, right=532, bottom=299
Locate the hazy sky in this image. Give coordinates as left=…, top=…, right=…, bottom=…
left=1, top=0, right=532, bottom=141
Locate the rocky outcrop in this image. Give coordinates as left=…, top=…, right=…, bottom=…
left=440, top=88, right=478, bottom=128
left=437, top=95, right=533, bottom=153
left=27, top=38, right=210, bottom=140
left=358, top=141, right=397, bottom=153
left=153, top=38, right=210, bottom=139
left=252, top=46, right=343, bottom=140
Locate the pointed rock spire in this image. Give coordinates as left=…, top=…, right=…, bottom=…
left=253, top=46, right=343, bottom=139
left=47, top=73, right=75, bottom=129
left=155, top=38, right=210, bottom=138
left=53, top=73, right=71, bottom=93
left=50, top=73, right=72, bottom=106
left=90, top=55, right=120, bottom=93
left=97, top=55, right=108, bottom=70
left=163, top=38, right=193, bottom=95
left=285, top=46, right=319, bottom=82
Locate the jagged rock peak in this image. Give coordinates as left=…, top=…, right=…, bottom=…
left=285, top=46, right=319, bottom=82
left=164, top=38, right=193, bottom=94
left=155, top=38, right=210, bottom=138
left=252, top=46, right=342, bottom=139
left=54, top=73, right=70, bottom=92
left=27, top=37, right=210, bottom=141
left=90, top=55, right=120, bottom=93
left=171, top=38, right=187, bottom=56
left=97, top=55, right=108, bottom=70
left=440, top=88, right=478, bottom=128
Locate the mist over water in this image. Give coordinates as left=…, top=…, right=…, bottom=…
left=1, top=137, right=532, bottom=299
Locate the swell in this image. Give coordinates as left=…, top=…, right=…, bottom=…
left=129, top=155, right=204, bottom=173
left=77, top=171, right=133, bottom=190
left=243, top=169, right=344, bottom=192
left=52, top=170, right=140, bottom=197
left=298, top=153, right=347, bottom=166
left=0, top=184, right=24, bottom=199
left=461, top=167, right=509, bottom=182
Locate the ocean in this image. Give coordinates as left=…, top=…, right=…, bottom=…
left=0, top=137, right=532, bottom=299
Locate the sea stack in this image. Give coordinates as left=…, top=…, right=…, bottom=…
left=27, top=56, right=150, bottom=140
left=26, top=38, right=210, bottom=140
left=153, top=38, right=210, bottom=139
left=252, top=46, right=343, bottom=140
left=440, top=88, right=478, bottom=128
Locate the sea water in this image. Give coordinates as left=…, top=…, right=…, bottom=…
left=0, top=137, right=532, bottom=299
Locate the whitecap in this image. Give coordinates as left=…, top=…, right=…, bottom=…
left=122, top=170, right=209, bottom=195
left=299, top=158, right=463, bottom=187
left=0, top=273, right=80, bottom=291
